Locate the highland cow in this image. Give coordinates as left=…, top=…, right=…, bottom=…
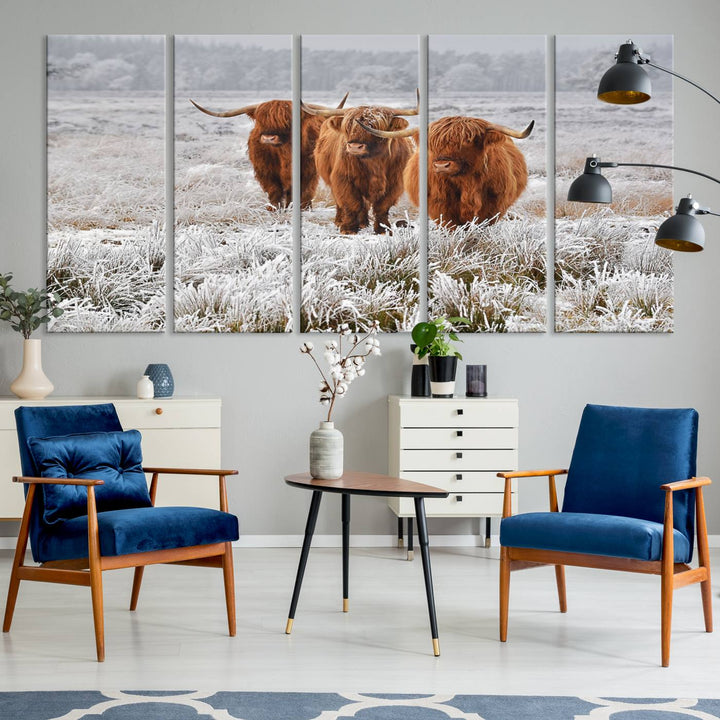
left=363, top=115, right=533, bottom=227
left=190, top=94, right=347, bottom=210
left=303, top=93, right=419, bottom=234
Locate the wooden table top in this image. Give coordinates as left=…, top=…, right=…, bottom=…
left=285, top=471, right=449, bottom=499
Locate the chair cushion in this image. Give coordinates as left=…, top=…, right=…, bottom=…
left=34, top=506, right=240, bottom=563
left=28, top=430, right=152, bottom=525
left=500, top=511, right=691, bottom=563
left=562, top=405, right=698, bottom=550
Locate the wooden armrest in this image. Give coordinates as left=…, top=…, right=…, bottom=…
left=661, top=476, right=712, bottom=492
left=497, top=468, right=568, bottom=479
left=142, top=467, right=238, bottom=477
left=13, top=475, right=104, bottom=487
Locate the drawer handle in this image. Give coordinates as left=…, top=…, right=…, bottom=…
left=456, top=473, right=463, bottom=481
left=456, top=430, right=463, bottom=437
left=456, top=495, right=463, bottom=502
left=155, top=408, right=163, bottom=415
left=456, top=452, right=463, bottom=459
left=457, top=408, right=464, bottom=415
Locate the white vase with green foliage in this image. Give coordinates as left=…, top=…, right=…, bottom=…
left=0, top=273, right=63, bottom=400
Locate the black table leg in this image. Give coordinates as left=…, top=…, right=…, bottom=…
left=485, top=517, right=492, bottom=548
left=286, top=490, right=323, bottom=634
left=407, top=517, right=414, bottom=561
left=397, top=517, right=404, bottom=548
left=342, top=493, right=350, bottom=612
left=414, top=496, right=440, bottom=656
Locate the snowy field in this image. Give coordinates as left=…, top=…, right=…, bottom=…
left=555, top=91, right=674, bottom=332
left=47, top=91, right=166, bottom=332
left=175, top=90, right=292, bottom=333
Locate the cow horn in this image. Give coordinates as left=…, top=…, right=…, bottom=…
left=301, top=100, right=349, bottom=117
left=355, top=120, right=418, bottom=139
left=391, top=88, right=421, bottom=116
left=189, top=99, right=259, bottom=118
left=487, top=119, right=534, bottom=139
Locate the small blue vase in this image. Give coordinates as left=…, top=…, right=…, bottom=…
left=144, top=363, right=174, bottom=398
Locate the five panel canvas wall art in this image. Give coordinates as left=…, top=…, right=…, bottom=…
left=46, top=35, right=675, bottom=334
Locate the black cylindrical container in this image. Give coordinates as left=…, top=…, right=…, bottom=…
left=410, top=344, right=430, bottom=397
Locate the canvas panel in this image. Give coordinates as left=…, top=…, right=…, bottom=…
left=427, top=35, right=547, bottom=333
left=555, top=35, right=674, bottom=333
left=47, top=35, right=166, bottom=332
left=174, top=35, right=293, bottom=333
left=300, top=35, right=421, bottom=333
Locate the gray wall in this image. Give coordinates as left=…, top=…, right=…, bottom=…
left=1, top=0, right=719, bottom=537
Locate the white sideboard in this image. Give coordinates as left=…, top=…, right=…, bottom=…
left=0, top=396, right=222, bottom=519
left=388, top=395, right=519, bottom=547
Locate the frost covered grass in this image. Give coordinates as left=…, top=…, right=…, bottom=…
left=48, top=91, right=165, bottom=332
left=429, top=213, right=547, bottom=332
left=555, top=209, right=673, bottom=332
left=555, top=91, right=674, bottom=332
left=301, top=222, right=419, bottom=333
left=48, top=223, right=165, bottom=332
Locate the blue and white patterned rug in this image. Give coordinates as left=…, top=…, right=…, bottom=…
left=2, top=692, right=720, bottom=720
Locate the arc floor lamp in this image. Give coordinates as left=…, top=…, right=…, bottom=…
left=567, top=40, right=720, bottom=252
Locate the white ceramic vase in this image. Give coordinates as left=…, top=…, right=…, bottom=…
left=136, top=375, right=154, bottom=399
left=10, top=338, right=54, bottom=400
left=309, top=421, right=344, bottom=480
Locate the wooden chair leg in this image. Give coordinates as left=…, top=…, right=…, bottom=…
left=87, top=488, right=105, bottom=662
left=130, top=567, right=144, bottom=611
left=499, top=546, right=510, bottom=642
left=555, top=565, right=567, bottom=613
left=661, top=491, right=674, bottom=667
left=3, top=485, right=35, bottom=633
left=222, top=542, right=236, bottom=637
left=696, top=487, right=713, bottom=633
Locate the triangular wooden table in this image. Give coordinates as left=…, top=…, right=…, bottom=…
left=284, top=471, right=449, bottom=656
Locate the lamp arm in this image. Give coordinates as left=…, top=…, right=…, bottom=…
left=644, top=60, right=720, bottom=106
left=603, top=161, right=720, bottom=187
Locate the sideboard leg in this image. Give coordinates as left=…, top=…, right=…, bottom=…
left=407, top=517, right=414, bottom=561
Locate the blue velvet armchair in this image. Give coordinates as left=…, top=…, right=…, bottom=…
left=3, top=403, right=239, bottom=661
left=498, top=404, right=712, bottom=667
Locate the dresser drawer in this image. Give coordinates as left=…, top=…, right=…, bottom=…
left=115, top=399, right=220, bottom=430
left=400, top=448, right=517, bottom=472
left=401, top=427, right=517, bottom=450
left=398, top=470, right=506, bottom=493
left=398, top=399, right=518, bottom=429
left=390, top=492, right=513, bottom=517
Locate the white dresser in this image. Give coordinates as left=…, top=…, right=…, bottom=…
left=388, top=395, right=518, bottom=551
left=0, top=396, right=222, bottom=519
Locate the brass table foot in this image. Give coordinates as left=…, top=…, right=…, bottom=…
left=285, top=618, right=294, bottom=634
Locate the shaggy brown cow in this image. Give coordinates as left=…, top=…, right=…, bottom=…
left=303, top=93, right=419, bottom=234
left=190, top=95, right=347, bottom=210
left=362, top=115, right=533, bottom=227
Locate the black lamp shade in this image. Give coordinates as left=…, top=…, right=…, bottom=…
left=597, top=42, right=652, bottom=104
left=655, top=214, right=706, bottom=252
left=567, top=169, right=612, bottom=203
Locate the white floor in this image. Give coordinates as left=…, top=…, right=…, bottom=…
left=0, top=546, right=718, bottom=697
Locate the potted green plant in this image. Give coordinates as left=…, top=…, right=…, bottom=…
left=0, top=273, right=63, bottom=399
left=411, top=316, right=469, bottom=398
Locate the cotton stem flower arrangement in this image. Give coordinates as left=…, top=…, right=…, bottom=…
left=300, top=322, right=381, bottom=422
